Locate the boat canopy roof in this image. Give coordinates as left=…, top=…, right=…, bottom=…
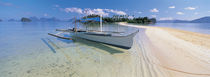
left=80, top=17, right=103, bottom=22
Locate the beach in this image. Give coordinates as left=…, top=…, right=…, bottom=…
left=0, top=22, right=210, bottom=77
left=120, top=22, right=210, bottom=77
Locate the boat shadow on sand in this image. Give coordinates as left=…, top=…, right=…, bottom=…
left=57, top=34, right=125, bottom=54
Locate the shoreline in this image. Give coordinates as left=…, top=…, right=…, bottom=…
left=119, top=22, right=210, bottom=77
left=0, top=22, right=210, bottom=77
left=119, top=22, right=210, bottom=49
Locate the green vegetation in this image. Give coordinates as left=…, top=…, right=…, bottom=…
left=21, top=17, right=32, bottom=22
left=82, top=14, right=100, bottom=19
left=127, top=17, right=156, bottom=24
left=81, top=14, right=156, bottom=24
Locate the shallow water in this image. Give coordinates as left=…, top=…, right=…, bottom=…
left=0, top=22, right=137, bottom=77
left=1, top=22, right=209, bottom=77
left=150, top=23, right=210, bottom=34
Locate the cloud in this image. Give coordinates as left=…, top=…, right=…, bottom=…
left=176, top=12, right=184, bottom=15
left=208, top=11, right=210, bottom=12
left=64, top=7, right=126, bottom=16
left=104, top=9, right=126, bottom=15
left=150, top=8, right=159, bottom=13
left=44, top=13, right=48, bottom=17
left=128, top=16, right=134, bottom=19
left=65, top=7, right=83, bottom=14
left=54, top=5, right=59, bottom=8
left=84, top=8, right=109, bottom=16
left=151, top=15, right=156, bottom=18
left=52, top=4, right=60, bottom=10
left=159, top=17, right=173, bottom=20
left=184, top=7, right=196, bottom=10
left=0, top=1, right=13, bottom=6
left=194, top=12, right=199, bottom=15
left=138, top=12, right=142, bottom=14
left=169, top=6, right=175, bottom=9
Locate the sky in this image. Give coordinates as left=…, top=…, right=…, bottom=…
left=0, top=0, right=210, bottom=20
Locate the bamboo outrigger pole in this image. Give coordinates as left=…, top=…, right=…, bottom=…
left=48, top=33, right=72, bottom=40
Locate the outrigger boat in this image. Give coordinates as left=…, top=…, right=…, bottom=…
left=49, top=15, right=139, bottom=49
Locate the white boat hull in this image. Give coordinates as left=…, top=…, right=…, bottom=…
left=73, top=30, right=139, bottom=49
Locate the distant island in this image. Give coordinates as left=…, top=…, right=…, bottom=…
left=21, top=17, right=32, bottom=22
left=191, top=16, right=210, bottom=23
left=5, top=16, right=210, bottom=23
left=80, top=14, right=156, bottom=24
left=2, top=17, right=73, bottom=22
left=8, top=19, right=18, bottom=22
left=158, top=16, right=210, bottom=23
left=158, top=20, right=189, bottom=23
left=29, top=17, right=61, bottom=22
left=20, top=17, right=62, bottom=22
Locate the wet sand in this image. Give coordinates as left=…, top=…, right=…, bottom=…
left=120, top=22, right=210, bottom=77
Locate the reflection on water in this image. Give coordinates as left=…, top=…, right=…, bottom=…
left=0, top=22, right=136, bottom=77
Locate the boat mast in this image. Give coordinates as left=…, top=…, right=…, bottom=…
left=74, top=16, right=77, bottom=32
left=100, top=15, right=103, bottom=32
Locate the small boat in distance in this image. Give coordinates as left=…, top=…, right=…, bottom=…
left=50, top=15, right=139, bottom=49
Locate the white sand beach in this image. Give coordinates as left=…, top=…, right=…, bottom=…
left=120, top=22, right=210, bottom=77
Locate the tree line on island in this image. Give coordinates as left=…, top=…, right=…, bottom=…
left=80, top=14, right=156, bottom=24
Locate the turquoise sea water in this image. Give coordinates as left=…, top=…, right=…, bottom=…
left=0, top=22, right=137, bottom=77
left=150, top=23, right=210, bottom=34
left=0, top=22, right=134, bottom=58
left=1, top=22, right=208, bottom=58
left=0, top=22, right=209, bottom=77
left=0, top=22, right=68, bottom=58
